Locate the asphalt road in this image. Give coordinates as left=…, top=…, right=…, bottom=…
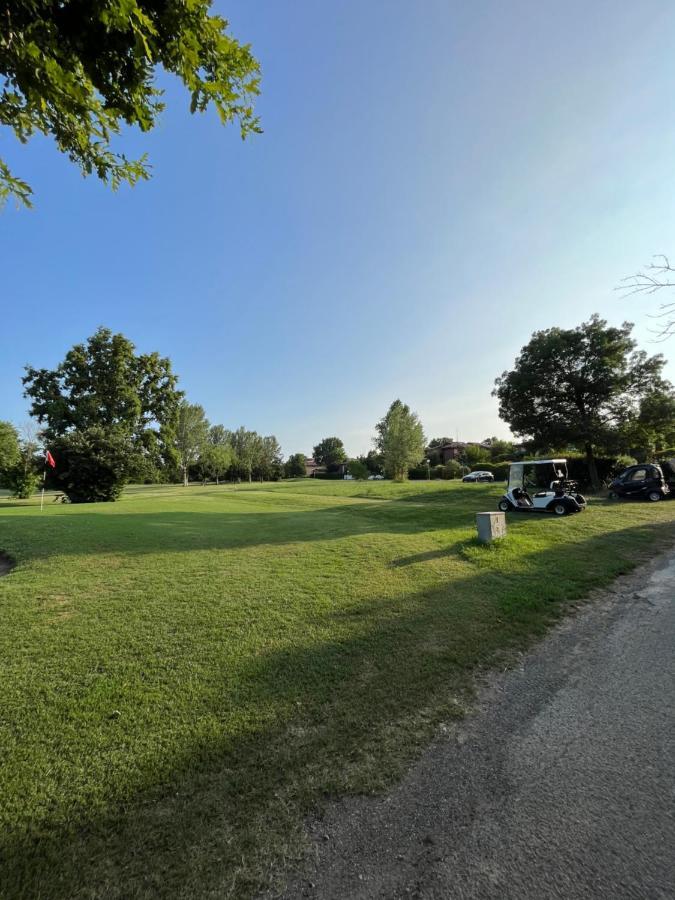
left=277, top=550, right=675, bottom=899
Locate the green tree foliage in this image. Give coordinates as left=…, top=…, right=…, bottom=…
left=210, top=444, right=234, bottom=484
left=347, top=459, right=368, bottom=480
left=23, top=327, right=181, bottom=449
left=197, top=426, right=234, bottom=483
left=461, top=444, right=490, bottom=466
left=208, top=424, right=232, bottom=447
left=623, top=386, right=675, bottom=459
left=0, top=427, right=39, bottom=498
left=375, top=399, right=426, bottom=481
left=0, top=421, right=20, bottom=471
left=482, top=436, right=515, bottom=462
left=493, top=316, right=668, bottom=490
left=51, top=427, right=134, bottom=502
left=312, top=436, right=347, bottom=470
left=284, top=453, right=307, bottom=477
left=0, top=1, right=261, bottom=207
left=256, top=436, right=283, bottom=481
left=196, top=443, right=232, bottom=485
left=22, top=328, right=182, bottom=500
left=231, top=427, right=261, bottom=483
left=361, top=450, right=384, bottom=475
left=443, top=459, right=464, bottom=479
left=175, top=402, right=209, bottom=486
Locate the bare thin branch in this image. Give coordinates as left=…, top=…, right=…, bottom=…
left=617, top=255, right=675, bottom=339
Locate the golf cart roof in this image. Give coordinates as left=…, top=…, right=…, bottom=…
left=519, top=459, right=567, bottom=466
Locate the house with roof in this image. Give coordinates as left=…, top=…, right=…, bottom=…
left=304, top=457, right=350, bottom=477
left=428, top=441, right=492, bottom=464
left=304, top=457, right=325, bottom=477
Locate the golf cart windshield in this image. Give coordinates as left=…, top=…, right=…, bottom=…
left=508, top=460, right=568, bottom=492
left=508, top=464, right=524, bottom=490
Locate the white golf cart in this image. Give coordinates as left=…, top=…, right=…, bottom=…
left=498, top=459, right=586, bottom=516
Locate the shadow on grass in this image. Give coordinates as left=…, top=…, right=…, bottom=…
left=1, top=520, right=674, bottom=899
left=391, top=547, right=458, bottom=567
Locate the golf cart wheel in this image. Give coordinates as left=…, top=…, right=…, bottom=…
left=498, top=499, right=511, bottom=512
left=607, top=491, right=619, bottom=500
left=553, top=502, right=568, bottom=516
left=647, top=490, right=662, bottom=502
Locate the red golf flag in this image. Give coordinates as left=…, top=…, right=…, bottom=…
left=45, top=450, right=56, bottom=468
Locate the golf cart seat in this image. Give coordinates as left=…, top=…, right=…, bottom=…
left=512, top=487, right=533, bottom=507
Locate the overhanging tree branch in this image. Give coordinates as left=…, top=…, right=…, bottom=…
left=617, top=255, right=675, bottom=340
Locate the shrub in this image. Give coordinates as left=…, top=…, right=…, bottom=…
left=284, top=453, right=307, bottom=477
left=2, top=466, right=40, bottom=499
left=0, top=421, right=20, bottom=472
left=443, top=460, right=464, bottom=479
left=0, top=442, right=41, bottom=498
left=348, top=460, right=369, bottom=480
left=51, top=428, right=134, bottom=503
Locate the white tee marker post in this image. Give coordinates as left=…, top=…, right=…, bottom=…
left=476, top=511, right=506, bottom=543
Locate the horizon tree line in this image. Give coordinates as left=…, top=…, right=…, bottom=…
left=1, top=320, right=673, bottom=501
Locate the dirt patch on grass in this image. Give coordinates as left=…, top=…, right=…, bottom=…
left=0, top=552, right=15, bottom=576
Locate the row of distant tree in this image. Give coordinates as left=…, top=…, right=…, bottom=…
left=1, top=315, right=674, bottom=501
left=0, top=329, right=428, bottom=502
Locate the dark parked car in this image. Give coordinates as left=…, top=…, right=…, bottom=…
left=462, top=471, right=494, bottom=483
left=608, top=464, right=670, bottom=502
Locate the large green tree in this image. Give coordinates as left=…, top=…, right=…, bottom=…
left=23, top=328, right=181, bottom=479
left=175, top=401, right=209, bottom=486
left=284, top=452, right=307, bottom=477
left=312, top=436, right=347, bottom=470
left=231, top=427, right=262, bottom=483
left=51, top=426, right=134, bottom=502
left=200, top=425, right=235, bottom=483
left=622, top=385, right=675, bottom=459
left=0, top=1, right=261, bottom=207
left=208, top=424, right=232, bottom=447
left=0, top=421, right=20, bottom=471
left=196, top=442, right=232, bottom=485
left=0, top=421, right=39, bottom=498
left=375, top=399, right=426, bottom=481
left=255, top=435, right=282, bottom=481
left=493, top=316, right=667, bottom=489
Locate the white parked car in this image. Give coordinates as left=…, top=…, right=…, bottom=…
left=367, top=474, right=385, bottom=480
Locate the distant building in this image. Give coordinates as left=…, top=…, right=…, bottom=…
left=429, top=441, right=491, bottom=464
left=304, top=458, right=349, bottom=477
left=304, top=457, right=326, bottom=477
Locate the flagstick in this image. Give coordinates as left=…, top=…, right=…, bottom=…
left=40, top=467, right=46, bottom=511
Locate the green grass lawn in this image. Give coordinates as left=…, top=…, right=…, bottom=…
left=1, top=479, right=674, bottom=898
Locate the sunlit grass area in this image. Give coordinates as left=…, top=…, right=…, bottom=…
left=1, top=480, right=674, bottom=898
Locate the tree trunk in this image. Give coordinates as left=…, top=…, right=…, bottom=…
left=585, top=442, right=600, bottom=492
left=182, top=465, right=188, bottom=487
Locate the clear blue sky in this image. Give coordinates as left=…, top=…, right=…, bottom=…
left=2, top=0, right=674, bottom=456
